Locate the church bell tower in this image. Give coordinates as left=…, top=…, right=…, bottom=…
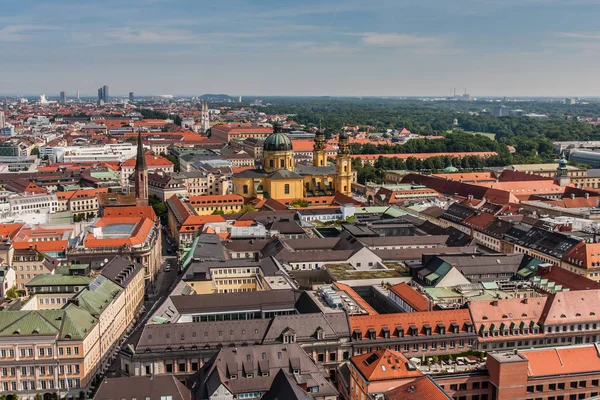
left=135, top=130, right=149, bottom=206
left=313, top=129, right=327, bottom=167
left=335, top=132, right=352, bottom=196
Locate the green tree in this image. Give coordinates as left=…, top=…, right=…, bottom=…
left=291, top=199, right=310, bottom=208
left=5, top=286, right=18, bottom=299
left=149, top=195, right=168, bottom=224
left=30, top=147, right=40, bottom=157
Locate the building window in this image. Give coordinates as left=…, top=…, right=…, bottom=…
left=243, top=185, right=248, bottom=194
left=284, top=184, right=290, bottom=195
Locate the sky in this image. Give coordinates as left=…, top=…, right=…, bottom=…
left=2, top=0, right=600, bottom=97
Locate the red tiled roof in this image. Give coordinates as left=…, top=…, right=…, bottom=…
left=521, top=345, right=600, bottom=377
left=0, top=224, right=23, bottom=240
left=463, top=212, right=495, bottom=231
left=334, top=282, right=378, bottom=315
left=469, top=298, right=546, bottom=341
left=389, top=283, right=429, bottom=312
left=189, top=194, right=244, bottom=206
left=121, top=155, right=173, bottom=168
left=349, top=309, right=473, bottom=340
left=83, top=217, right=155, bottom=248
left=540, top=290, right=600, bottom=325
left=537, top=266, right=600, bottom=291
left=103, top=206, right=157, bottom=219
left=212, top=125, right=273, bottom=134
left=13, top=240, right=69, bottom=253
left=384, top=376, right=451, bottom=400
left=351, top=349, right=422, bottom=382
left=433, top=172, right=496, bottom=182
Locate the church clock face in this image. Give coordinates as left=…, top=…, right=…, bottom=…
left=343, top=161, right=348, bottom=166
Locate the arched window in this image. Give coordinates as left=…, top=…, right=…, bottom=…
left=280, top=159, right=285, bottom=168
left=270, top=160, right=274, bottom=168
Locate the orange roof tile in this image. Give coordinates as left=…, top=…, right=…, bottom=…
left=522, top=345, right=600, bottom=377
left=349, top=309, right=473, bottom=340
left=121, top=155, right=173, bottom=168
left=334, top=282, right=378, bottom=315
left=103, top=206, right=157, bottom=219
left=182, top=214, right=226, bottom=227
left=433, top=172, right=496, bottom=182
left=351, top=349, right=422, bottom=382
left=83, top=217, right=155, bottom=248
left=469, top=298, right=546, bottom=341
left=0, top=224, right=23, bottom=240
left=389, top=283, right=429, bottom=312
left=13, top=240, right=69, bottom=252
left=384, top=376, right=451, bottom=400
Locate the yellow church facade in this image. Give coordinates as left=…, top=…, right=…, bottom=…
left=232, top=129, right=353, bottom=200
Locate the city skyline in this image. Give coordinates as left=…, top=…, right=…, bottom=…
left=3, top=0, right=600, bottom=96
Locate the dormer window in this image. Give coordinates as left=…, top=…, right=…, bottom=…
left=231, top=374, right=237, bottom=380
left=396, top=327, right=404, bottom=337
left=246, top=373, right=253, bottom=378
left=354, top=330, right=362, bottom=340
left=409, top=326, right=418, bottom=337
left=282, top=328, right=296, bottom=344
left=316, top=328, right=324, bottom=340
left=368, top=328, right=376, bottom=340
left=382, top=327, right=390, bottom=339
left=424, top=325, right=432, bottom=336
left=451, top=323, right=459, bottom=334
left=437, top=323, right=446, bottom=335
left=465, top=323, right=473, bottom=333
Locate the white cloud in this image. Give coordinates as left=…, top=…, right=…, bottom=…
left=557, top=32, right=600, bottom=41
left=359, top=32, right=443, bottom=47
left=104, top=27, right=196, bottom=44
left=0, top=25, right=55, bottom=42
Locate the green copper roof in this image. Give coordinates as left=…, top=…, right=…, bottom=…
left=0, top=275, right=124, bottom=340
left=26, top=274, right=93, bottom=287
left=263, top=132, right=292, bottom=151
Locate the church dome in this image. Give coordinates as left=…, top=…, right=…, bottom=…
left=443, top=165, right=459, bottom=173
left=264, top=132, right=292, bottom=151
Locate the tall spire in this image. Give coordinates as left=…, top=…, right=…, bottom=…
left=136, top=129, right=147, bottom=170
left=134, top=129, right=148, bottom=206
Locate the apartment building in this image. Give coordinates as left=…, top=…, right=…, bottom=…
left=12, top=247, right=60, bottom=289
left=349, top=309, right=477, bottom=357
left=188, top=194, right=245, bottom=215
left=55, top=188, right=108, bottom=217
left=211, top=125, right=272, bottom=144
left=469, top=290, right=600, bottom=352
left=0, top=256, right=144, bottom=399
left=181, top=170, right=229, bottom=196
left=189, top=343, right=338, bottom=399
left=67, top=215, right=162, bottom=281
left=120, top=154, right=173, bottom=186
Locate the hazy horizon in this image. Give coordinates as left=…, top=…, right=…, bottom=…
left=3, top=0, right=600, bottom=97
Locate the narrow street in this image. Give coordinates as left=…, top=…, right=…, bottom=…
left=104, top=229, right=180, bottom=379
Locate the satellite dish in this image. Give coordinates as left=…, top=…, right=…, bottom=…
left=104, top=258, right=109, bottom=263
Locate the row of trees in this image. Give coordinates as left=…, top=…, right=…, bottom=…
left=260, top=98, right=600, bottom=163
left=352, top=154, right=506, bottom=185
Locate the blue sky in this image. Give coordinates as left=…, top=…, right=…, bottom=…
left=2, top=0, right=600, bottom=97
